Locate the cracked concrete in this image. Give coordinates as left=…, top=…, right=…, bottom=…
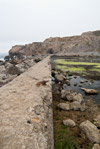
left=0, top=56, right=54, bottom=149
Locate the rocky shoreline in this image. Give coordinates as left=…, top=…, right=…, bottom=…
left=0, top=55, right=46, bottom=88
left=52, top=68, right=100, bottom=149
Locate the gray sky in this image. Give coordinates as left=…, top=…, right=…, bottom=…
left=0, top=0, right=100, bottom=53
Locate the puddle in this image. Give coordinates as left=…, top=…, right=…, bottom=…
left=63, top=75, right=100, bottom=104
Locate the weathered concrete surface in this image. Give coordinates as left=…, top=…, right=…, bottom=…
left=0, top=57, right=54, bottom=149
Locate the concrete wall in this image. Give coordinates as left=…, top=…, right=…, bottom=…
left=0, top=57, right=54, bottom=149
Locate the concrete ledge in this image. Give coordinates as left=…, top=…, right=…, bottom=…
left=0, top=57, right=54, bottom=149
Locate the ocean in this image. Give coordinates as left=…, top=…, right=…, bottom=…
left=0, top=53, right=8, bottom=61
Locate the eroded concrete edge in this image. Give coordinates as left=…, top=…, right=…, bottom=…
left=0, top=56, right=54, bottom=149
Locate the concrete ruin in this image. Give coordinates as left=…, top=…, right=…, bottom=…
left=0, top=57, right=54, bottom=149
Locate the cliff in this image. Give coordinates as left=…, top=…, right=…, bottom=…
left=8, top=30, right=100, bottom=59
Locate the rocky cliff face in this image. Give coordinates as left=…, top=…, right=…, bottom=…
left=8, top=30, right=100, bottom=59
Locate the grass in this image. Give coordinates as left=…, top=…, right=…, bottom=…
left=55, top=126, right=77, bottom=149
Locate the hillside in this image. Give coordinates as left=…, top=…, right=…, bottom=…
left=8, top=30, right=100, bottom=60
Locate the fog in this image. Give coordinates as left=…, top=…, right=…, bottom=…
left=0, top=0, right=100, bottom=53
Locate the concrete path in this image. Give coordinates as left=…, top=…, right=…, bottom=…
left=0, top=57, right=54, bottom=149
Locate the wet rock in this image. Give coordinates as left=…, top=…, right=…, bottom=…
left=68, top=72, right=72, bottom=76
left=61, top=89, right=73, bottom=100
left=57, top=103, right=70, bottom=111
left=80, top=80, right=85, bottom=83
left=51, top=71, right=55, bottom=77
left=55, top=73, right=65, bottom=82
left=74, top=83, right=77, bottom=86
left=94, top=115, right=100, bottom=128
left=63, top=119, right=76, bottom=127
left=70, top=101, right=86, bottom=111
left=79, top=120, right=100, bottom=143
left=67, top=92, right=84, bottom=103
left=74, top=76, right=77, bottom=79
left=61, top=90, right=84, bottom=103
left=65, top=80, right=70, bottom=86
left=92, top=144, right=100, bottom=149
left=81, top=88, right=98, bottom=94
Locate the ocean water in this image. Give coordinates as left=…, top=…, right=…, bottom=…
left=0, top=53, right=8, bottom=61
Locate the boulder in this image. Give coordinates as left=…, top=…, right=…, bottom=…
left=94, top=115, right=100, bottom=128
left=61, top=90, right=84, bottom=103
left=63, top=119, right=76, bottom=127
left=57, top=103, right=70, bottom=111
left=80, top=80, right=85, bottom=83
left=61, top=89, right=72, bottom=99
left=70, top=101, right=86, bottom=111
left=79, top=120, right=100, bottom=143
left=92, top=144, right=100, bottom=149
left=6, top=65, right=21, bottom=75
left=67, top=92, right=84, bottom=103
left=55, top=73, right=65, bottom=82
left=65, top=80, right=70, bottom=86
left=81, top=88, right=98, bottom=94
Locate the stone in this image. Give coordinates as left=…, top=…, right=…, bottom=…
left=80, top=80, right=85, bottom=83
left=92, top=144, right=100, bottom=149
left=74, top=83, right=77, bottom=86
left=94, top=115, right=100, bottom=128
left=63, top=119, right=76, bottom=127
left=66, top=80, right=70, bottom=85
left=81, top=88, right=98, bottom=94
left=57, top=103, right=70, bottom=111
left=79, top=120, right=100, bottom=143
left=55, top=74, right=65, bottom=82
left=61, top=89, right=72, bottom=99
left=70, top=101, right=86, bottom=111
left=61, top=90, right=84, bottom=103
left=67, top=92, right=84, bottom=103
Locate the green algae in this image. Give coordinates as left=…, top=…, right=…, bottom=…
left=54, top=59, right=100, bottom=67
left=56, top=65, right=85, bottom=73
left=54, top=59, right=100, bottom=73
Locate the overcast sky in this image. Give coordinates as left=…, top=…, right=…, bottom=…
left=0, top=0, right=100, bottom=54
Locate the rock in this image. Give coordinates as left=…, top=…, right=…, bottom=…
left=67, top=92, right=84, bottom=103
left=74, top=83, right=77, bottom=86
left=74, top=76, right=77, bottom=79
left=61, top=90, right=84, bottom=103
left=79, top=120, right=100, bottom=143
left=63, top=119, right=76, bottom=127
left=55, top=73, right=65, bottom=82
left=61, top=89, right=73, bottom=100
left=68, top=72, right=72, bottom=76
left=70, top=101, right=86, bottom=111
left=57, top=103, right=70, bottom=111
left=81, top=88, right=98, bottom=94
left=92, top=144, right=100, bottom=149
left=6, top=65, right=21, bottom=75
left=5, top=62, right=13, bottom=69
left=94, top=115, right=100, bottom=128
left=80, top=80, right=85, bottom=83
left=66, top=80, right=70, bottom=85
